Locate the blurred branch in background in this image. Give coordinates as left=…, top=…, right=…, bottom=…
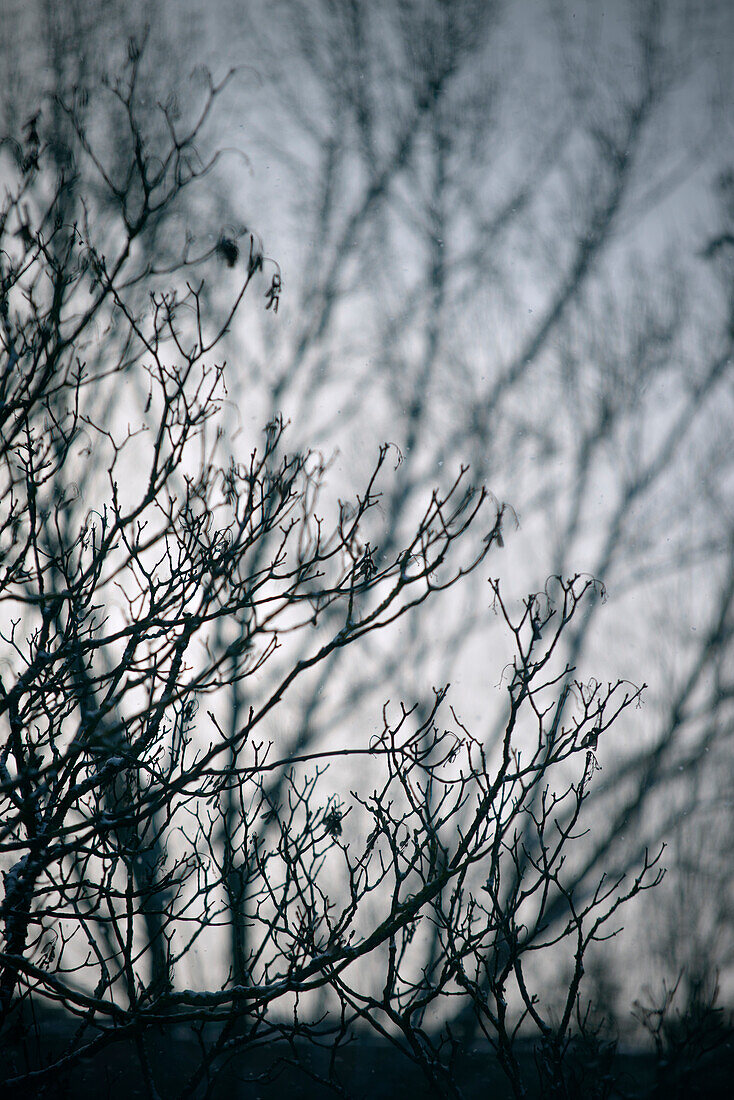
left=189, top=0, right=734, bottom=1026
left=1, top=0, right=734, bottom=1095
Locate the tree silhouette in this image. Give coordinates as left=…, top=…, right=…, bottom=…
left=0, top=36, right=675, bottom=1098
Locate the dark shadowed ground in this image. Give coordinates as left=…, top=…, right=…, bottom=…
left=3, top=1003, right=734, bottom=1099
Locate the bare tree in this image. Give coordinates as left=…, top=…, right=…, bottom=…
left=5, top=0, right=732, bottom=1023
left=0, top=44, right=669, bottom=1098
left=0, top=6, right=289, bottom=999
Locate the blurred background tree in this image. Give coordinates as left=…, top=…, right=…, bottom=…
left=2, top=0, right=733, bottom=1039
